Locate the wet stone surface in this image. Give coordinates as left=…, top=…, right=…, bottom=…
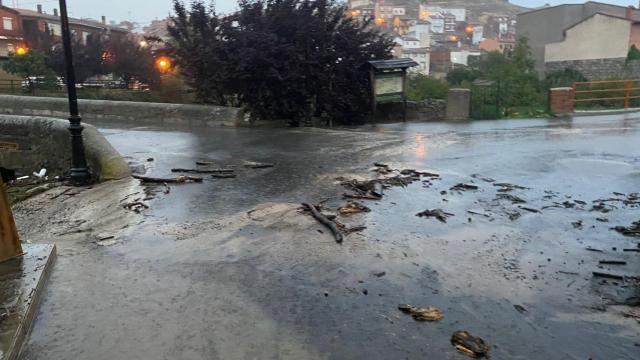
left=15, top=115, right=640, bottom=359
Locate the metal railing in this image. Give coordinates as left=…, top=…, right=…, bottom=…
left=572, top=79, right=640, bottom=109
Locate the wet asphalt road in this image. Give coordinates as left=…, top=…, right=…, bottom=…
left=20, top=115, right=640, bottom=359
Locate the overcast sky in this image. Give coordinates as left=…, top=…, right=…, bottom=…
left=10, top=0, right=640, bottom=25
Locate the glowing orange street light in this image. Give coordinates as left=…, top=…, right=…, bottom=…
left=15, top=46, right=28, bottom=56
left=393, top=17, right=401, bottom=27
left=155, top=56, right=172, bottom=73
left=420, top=10, right=429, bottom=18
left=465, top=25, right=474, bottom=34
left=448, top=35, right=458, bottom=42
left=375, top=17, right=385, bottom=26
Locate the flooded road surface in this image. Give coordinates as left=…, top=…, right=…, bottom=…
left=19, top=115, right=640, bottom=359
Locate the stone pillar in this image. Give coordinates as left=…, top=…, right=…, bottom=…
left=549, top=87, right=575, bottom=115
left=445, top=88, right=470, bottom=121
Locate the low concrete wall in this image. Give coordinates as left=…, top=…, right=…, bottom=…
left=0, top=95, right=245, bottom=127
left=0, top=115, right=130, bottom=180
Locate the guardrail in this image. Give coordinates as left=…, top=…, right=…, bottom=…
left=572, top=79, right=640, bottom=109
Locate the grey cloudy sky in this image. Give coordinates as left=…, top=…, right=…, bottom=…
left=11, top=1, right=640, bottom=25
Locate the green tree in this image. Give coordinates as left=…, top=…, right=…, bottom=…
left=45, top=33, right=108, bottom=83
left=168, top=0, right=394, bottom=124
left=2, top=50, right=51, bottom=91
left=446, top=67, right=478, bottom=86
left=628, top=45, right=640, bottom=61
left=406, top=74, right=449, bottom=101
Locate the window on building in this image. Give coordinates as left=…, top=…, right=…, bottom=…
left=3, top=17, right=13, bottom=31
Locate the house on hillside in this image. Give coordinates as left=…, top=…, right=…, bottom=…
left=517, top=1, right=640, bottom=78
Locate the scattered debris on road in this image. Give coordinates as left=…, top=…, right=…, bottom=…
left=611, top=220, right=640, bottom=237
left=513, top=304, right=527, bottom=313
left=450, top=330, right=490, bottom=358
left=171, top=168, right=234, bottom=174
left=397, top=304, right=443, bottom=321
left=211, top=173, right=237, bottom=179
left=599, top=260, right=627, bottom=265
left=471, top=174, right=495, bottom=182
left=592, top=271, right=624, bottom=280
left=341, top=179, right=383, bottom=200
left=496, top=193, right=526, bottom=204
left=133, top=174, right=203, bottom=183
left=416, top=208, right=454, bottom=223
left=302, top=203, right=343, bottom=243
left=244, top=161, right=275, bottom=169
left=572, top=220, right=583, bottom=229
left=338, top=201, right=371, bottom=215
left=450, top=183, right=479, bottom=192
left=123, top=201, right=149, bottom=213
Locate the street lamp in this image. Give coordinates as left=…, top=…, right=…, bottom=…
left=59, top=0, right=90, bottom=185
left=15, top=46, right=28, bottom=56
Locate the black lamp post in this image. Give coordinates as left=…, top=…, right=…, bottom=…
left=59, top=0, right=91, bottom=184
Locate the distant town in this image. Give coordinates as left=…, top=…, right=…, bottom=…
left=342, top=0, right=640, bottom=80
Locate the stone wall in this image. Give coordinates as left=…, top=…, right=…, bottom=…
left=0, top=115, right=130, bottom=180
left=544, top=58, right=640, bottom=80
left=0, top=95, right=245, bottom=127
left=375, top=99, right=446, bottom=122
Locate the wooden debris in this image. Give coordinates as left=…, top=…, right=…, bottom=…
left=450, top=331, right=490, bottom=358
left=397, top=304, right=443, bottom=321
left=518, top=206, right=541, bottom=213
left=133, top=174, right=203, bottom=183
left=592, top=271, right=624, bottom=280
left=450, top=183, right=479, bottom=192
left=493, top=182, right=529, bottom=190
left=599, top=260, right=627, bottom=265
left=611, top=220, right=640, bottom=237
left=171, top=168, right=234, bottom=174
left=507, top=211, right=521, bottom=221
left=302, top=203, right=343, bottom=243
left=195, top=160, right=215, bottom=166
left=623, top=248, right=640, bottom=252
left=572, top=220, right=583, bottom=229
left=211, top=173, right=237, bottom=179
left=416, top=209, right=454, bottom=223
left=123, top=201, right=149, bottom=213
left=496, top=193, right=526, bottom=204
left=585, top=247, right=604, bottom=252
left=244, top=162, right=275, bottom=169
left=338, top=201, right=371, bottom=215
left=471, top=174, right=495, bottom=182
left=467, top=210, right=491, bottom=218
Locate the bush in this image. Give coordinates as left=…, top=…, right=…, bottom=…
left=545, top=68, right=587, bottom=88
left=406, top=74, right=449, bottom=101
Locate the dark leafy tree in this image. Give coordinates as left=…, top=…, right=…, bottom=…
left=2, top=49, right=54, bottom=92
left=168, top=0, right=393, bottom=124
left=44, top=33, right=108, bottom=83
left=106, top=35, right=160, bottom=87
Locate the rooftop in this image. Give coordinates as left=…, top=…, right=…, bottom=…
left=12, top=7, right=128, bottom=33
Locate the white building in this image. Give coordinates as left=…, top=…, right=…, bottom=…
left=451, top=50, right=481, bottom=66
left=428, top=14, right=445, bottom=33
left=392, top=7, right=406, bottom=16
left=410, top=20, right=431, bottom=47
left=421, top=5, right=466, bottom=22
left=401, top=36, right=420, bottom=49
left=404, top=48, right=431, bottom=75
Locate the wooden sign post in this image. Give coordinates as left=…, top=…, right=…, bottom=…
left=368, top=58, right=418, bottom=124
left=0, top=176, right=22, bottom=263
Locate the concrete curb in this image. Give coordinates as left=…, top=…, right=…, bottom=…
left=0, top=244, right=56, bottom=360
